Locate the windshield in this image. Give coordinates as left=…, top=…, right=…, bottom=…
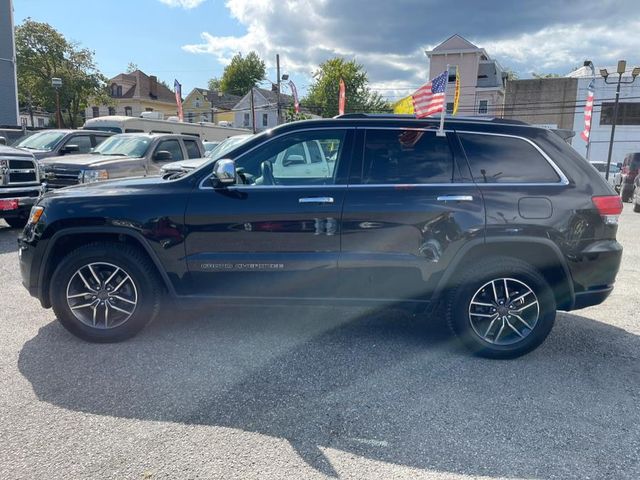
left=204, top=142, right=220, bottom=153
left=93, top=135, right=151, bottom=157
left=207, top=135, right=253, bottom=159
left=15, top=131, right=66, bottom=151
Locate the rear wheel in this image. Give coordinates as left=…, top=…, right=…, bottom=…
left=446, top=257, right=556, bottom=359
left=50, top=242, right=162, bottom=342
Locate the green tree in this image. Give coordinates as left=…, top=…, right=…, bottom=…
left=15, top=19, right=107, bottom=128
left=219, top=52, right=266, bottom=96
left=207, top=77, right=222, bottom=92
left=304, top=57, right=388, bottom=117
left=126, top=62, right=139, bottom=73
left=503, top=68, right=520, bottom=81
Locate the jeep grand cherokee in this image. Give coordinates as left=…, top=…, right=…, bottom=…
left=18, top=115, right=623, bottom=358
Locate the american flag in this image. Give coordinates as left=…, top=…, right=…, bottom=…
left=413, top=71, right=448, bottom=118
left=580, top=79, right=595, bottom=142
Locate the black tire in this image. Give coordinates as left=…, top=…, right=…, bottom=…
left=4, top=216, right=27, bottom=229
left=50, top=242, right=162, bottom=342
left=446, top=256, right=556, bottom=359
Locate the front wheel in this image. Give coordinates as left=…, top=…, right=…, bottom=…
left=446, top=257, right=556, bottom=359
left=50, top=242, right=162, bottom=342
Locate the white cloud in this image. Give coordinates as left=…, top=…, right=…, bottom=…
left=158, top=0, right=206, bottom=9
left=180, top=0, right=640, bottom=98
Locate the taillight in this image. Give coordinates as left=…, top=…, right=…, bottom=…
left=592, top=195, right=623, bottom=224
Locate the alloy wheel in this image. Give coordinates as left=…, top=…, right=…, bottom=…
left=65, top=262, right=138, bottom=329
left=468, top=277, right=540, bottom=346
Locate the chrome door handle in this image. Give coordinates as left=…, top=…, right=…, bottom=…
left=437, top=195, right=474, bottom=202
left=299, top=197, right=334, bottom=204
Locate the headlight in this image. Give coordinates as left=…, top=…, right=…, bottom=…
left=28, top=206, right=44, bottom=225
left=80, top=169, right=109, bottom=183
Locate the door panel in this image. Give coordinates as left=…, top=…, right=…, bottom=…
left=338, top=129, right=485, bottom=301
left=184, top=129, right=353, bottom=298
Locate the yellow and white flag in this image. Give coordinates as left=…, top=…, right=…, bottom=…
left=393, top=95, right=414, bottom=114
left=452, top=66, right=460, bottom=115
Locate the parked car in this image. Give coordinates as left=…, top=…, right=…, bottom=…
left=619, top=152, right=640, bottom=202
left=589, top=161, right=620, bottom=189
left=18, top=115, right=623, bottom=359
left=13, top=129, right=113, bottom=160
left=0, top=145, right=41, bottom=228
left=41, top=133, right=205, bottom=188
left=161, top=134, right=252, bottom=178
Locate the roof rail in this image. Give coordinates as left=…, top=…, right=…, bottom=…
left=333, top=113, right=529, bottom=125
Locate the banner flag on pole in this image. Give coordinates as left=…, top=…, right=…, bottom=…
left=580, top=78, right=595, bottom=143
left=288, top=80, right=300, bottom=113
left=174, top=79, right=184, bottom=122
left=453, top=66, right=460, bottom=115
left=339, top=78, right=346, bottom=115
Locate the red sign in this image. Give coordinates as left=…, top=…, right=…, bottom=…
left=339, top=78, right=346, bottom=115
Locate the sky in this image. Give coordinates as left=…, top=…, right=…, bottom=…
left=13, top=0, right=640, bottom=100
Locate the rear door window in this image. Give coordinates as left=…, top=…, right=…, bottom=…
left=183, top=139, right=202, bottom=159
left=459, top=133, right=560, bottom=183
left=362, top=129, right=454, bottom=184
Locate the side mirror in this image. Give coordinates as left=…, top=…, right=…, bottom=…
left=0, top=136, right=6, bottom=145
left=212, top=159, right=236, bottom=186
left=61, top=144, right=80, bottom=154
left=153, top=150, right=173, bottom=162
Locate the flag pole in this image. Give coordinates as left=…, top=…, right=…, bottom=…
left=436, top=64, right=449, bottom=137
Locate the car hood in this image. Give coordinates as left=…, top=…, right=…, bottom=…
left=41, top=175, right=167, bottom=199
left=162, top=157, right=210, bottom=171
left=40, top=153, right=137, bottom=169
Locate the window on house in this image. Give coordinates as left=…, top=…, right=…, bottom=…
left=262, top=113, right=269, bottom=127
left=600, top=102, right=640, bottom=125
left=478, top=100, right=488, bottom=114
left=187, top=112, right=194, bottom=123
left=117, top=86, right=122, bottom=97
left=92, top=107, right=99, bottom=118
left=446, top=102, right=454, bottom=114
left=448, top=66, right=458, bottom=83
left=124, top=106, right=132, bottom=116
left=111, top=84, right=118, bottom=97
left=243, top=113, right=250, bottom=127
left=145, top=108, right=153, bottom=112
left=37, top=118, right=45, bottom=127
left=195, top=99, right=201, bottom=108
left=108, top=107, right=116, bottom=116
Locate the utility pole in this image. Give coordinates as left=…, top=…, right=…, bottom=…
left=250, top=87, right=256, bottom=133
left=276, top=54, right=281, bottom=125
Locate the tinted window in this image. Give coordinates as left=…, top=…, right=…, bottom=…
left=155, top=140, right=183, bottom=162
left=459, top=133, right=560, bottom=183
left=235, top=130, right=346, bottom=186
left=66, top=135, right=92, bottom=153
left=362, top=129, right=453, bottom=184
left=184, top=140, right=201, bottom=159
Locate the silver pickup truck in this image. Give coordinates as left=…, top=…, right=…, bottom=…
left=0, top=145, right=41, bottom=228
left=41, top=133, right=205, bottom=188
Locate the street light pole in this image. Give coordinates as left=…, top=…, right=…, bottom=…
left=51, top=77, right=63, bottom=128
left=601, top=60, right=640, bottom=180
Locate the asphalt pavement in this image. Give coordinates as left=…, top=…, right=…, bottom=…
left=0, top=206, right=638, bottom=479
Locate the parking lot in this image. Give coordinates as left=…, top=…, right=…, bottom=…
left=0, top=207, right=638, bottom=480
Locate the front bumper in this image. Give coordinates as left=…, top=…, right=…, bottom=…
left=0, top=186, right=40, bottom=218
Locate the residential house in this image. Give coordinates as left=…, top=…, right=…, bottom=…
left=233, top=88, right=294, bottom=132
left=85, top=70, right=177, bottom=120
left=426, top=34, right=507, bottom=117
left=19, top=108, right=50, bottom=128
left=568, top=65, right=640, bottom=161
left=182, top=88, right=240, bottom=125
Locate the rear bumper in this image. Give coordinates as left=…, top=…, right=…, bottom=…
left=573, top=287, right=613, bottom=309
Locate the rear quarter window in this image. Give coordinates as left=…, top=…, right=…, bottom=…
left=459, top=133, right=561, bottom=184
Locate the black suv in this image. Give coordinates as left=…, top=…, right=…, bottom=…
left=18, top=116, right=623, bottom=358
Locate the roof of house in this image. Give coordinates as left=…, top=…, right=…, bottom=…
left=185, top=88, right=241, bottom=110
left=108, top=70, right=176, bottom=104
left=232, top=87, right=294, bottom=110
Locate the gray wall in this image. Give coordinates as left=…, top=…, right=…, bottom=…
left=0, top=0, right=19, bottom=126
left=504, top=78, right=578, bottom=130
